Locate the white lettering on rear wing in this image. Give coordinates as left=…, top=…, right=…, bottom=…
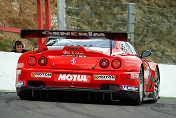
left=42, top=31, right=105, bottom=37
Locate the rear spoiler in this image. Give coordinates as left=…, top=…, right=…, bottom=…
left=21, top=29, right=130, bottom=41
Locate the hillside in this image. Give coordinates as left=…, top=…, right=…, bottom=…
left=0, top=0, right=38, bottom=51
left=0, top=0, right=176, bottom=64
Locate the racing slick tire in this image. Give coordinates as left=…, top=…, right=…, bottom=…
left=132, top=67, right=144, bottom=105
left=119, top=67, right=144, bottom=105
left=150, top=68, right=160, bottom=103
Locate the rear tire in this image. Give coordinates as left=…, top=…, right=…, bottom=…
left=132, top=67, right=144, bottom=105
left=119, top=67, right=144, bottom=105
left=151, top=68, right=160, bottom=103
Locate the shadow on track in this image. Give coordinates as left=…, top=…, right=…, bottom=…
left=21, top=93, right=141, bottom=106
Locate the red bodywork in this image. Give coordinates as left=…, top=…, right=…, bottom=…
left=16, top=30, right=160, bottom=102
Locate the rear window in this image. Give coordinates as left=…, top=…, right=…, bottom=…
left=45, top=37, right=117, bottom=48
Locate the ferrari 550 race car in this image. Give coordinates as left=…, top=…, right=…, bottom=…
left=16, top=30, right=160, bottom=105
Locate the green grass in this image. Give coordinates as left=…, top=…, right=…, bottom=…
left=0, top=90, right=16, bottom=92
left=160, top=97, right=176, bottom=99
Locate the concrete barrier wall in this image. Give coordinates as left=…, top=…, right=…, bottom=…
left=0, top=52, right=176, bottom=97
left=0, top=52, right=22, bottom=90
left=159, top=64, right=176, bottom=97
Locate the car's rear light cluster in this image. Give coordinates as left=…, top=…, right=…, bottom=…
left=111, top=59, right=121, bottom=69
left=38, top=56, right=48, bottom=66
left=27, top=56, right=36, bottom=66
left=99, top=58, right=121, bottom=69
left=99, top=58, right=109, bottom=68
left=27, top=56, right=48, bottom=66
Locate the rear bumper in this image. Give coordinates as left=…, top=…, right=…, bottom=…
left=17, top=86, right=139, bottom=101
left=16, top=68, right=140, bottom=91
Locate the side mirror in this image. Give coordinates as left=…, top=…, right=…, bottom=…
left=33, top=47, right=38, bottom=51
left=141, top=50, right=152, bottom=58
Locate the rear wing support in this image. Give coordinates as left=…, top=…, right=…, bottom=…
left=110, top=40, right=112, bottom=55
left=38, top=37, right=42, bottom=52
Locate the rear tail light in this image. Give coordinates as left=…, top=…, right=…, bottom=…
left=111, top=59, right=121, bottom=69
left=27, top=56, right=36, bottom=66
left=38, top=56, right=48, bottom=66
left=16, top=70, right=21, bottom=82
left=99, top=58, right=109, bottom=68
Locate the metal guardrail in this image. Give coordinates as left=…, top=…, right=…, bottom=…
left=0, top=27, right=20, bottom=33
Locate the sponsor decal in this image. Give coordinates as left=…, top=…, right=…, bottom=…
left=94, top=75, right=115, bottom=80
left=57, top=74, right=88, bottom=82
left=122, top=85, right=138, bottom=92
left=42, top=31, right=105, bottom=37
left=61, top=54, right=87, bottom=57
left=127, top=74, right=140, bottom=79
left=31, top=73, right=52, bottom=78
left=131, top=74, right=139, bottom=78
left=16, top=81, right=24, bottom=88
left=62, top=50, right=84, bottom=55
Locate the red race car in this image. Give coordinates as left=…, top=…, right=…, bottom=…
left=16, top=29, right=160, bottom=105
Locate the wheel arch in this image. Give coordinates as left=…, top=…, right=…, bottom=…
left=141, top=63, right=144, bottom=73
left=150, top=64, right=160, bottom=93
left=156, top=65, right=160, bottom=80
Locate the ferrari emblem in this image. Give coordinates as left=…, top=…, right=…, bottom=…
left=71, top=58, right=76, bottom=65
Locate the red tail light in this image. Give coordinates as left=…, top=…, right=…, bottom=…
left=38, top=56, right=48, bottom=66
left=99, top=58, right=109, bottom=68
left=27, top=56, right=36, bottom=66
left=111, top=59, right=121, bottom=69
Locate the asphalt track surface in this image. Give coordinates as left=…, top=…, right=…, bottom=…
left=0, top=92, right=176, bottom=118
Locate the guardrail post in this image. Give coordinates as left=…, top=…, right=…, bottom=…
left=37, top=0, right=44, bottom=30
left=57, top=0, right=66, bottom=30
left=37, top=0, right=43, bottom=50
left=127, top=3, right=135, bottom=43
left=45, top=0, right=51, bottom=30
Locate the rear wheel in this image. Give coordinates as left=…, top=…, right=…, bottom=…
left=132, top=67, right=144, bottom=105
left=119, top=67, right=144, bottom=105
left=151, top=68, right=160, bottom=103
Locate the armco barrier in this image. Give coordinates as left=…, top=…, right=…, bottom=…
left=0, top=52, right=176, bottom=97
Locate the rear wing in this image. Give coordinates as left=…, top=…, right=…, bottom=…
left=21, top=29, right=130, bottom=41
left=21, top=29, right=130, bottom=54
